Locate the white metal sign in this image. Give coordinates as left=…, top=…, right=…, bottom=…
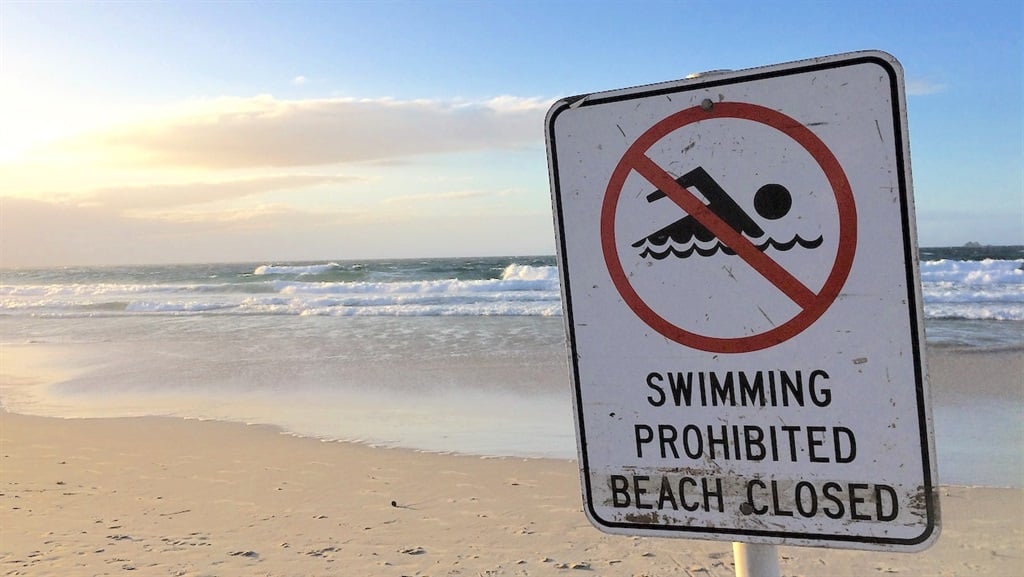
left=546, top=51, right=939, bottom=551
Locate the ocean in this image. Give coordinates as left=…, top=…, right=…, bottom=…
left=1, top=247, right=1021, bottom=487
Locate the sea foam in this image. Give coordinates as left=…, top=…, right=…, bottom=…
left=253, top=263, right=341, bottom=276
left=919, top=258, right=1023, bottom=285
left=920, top=259, right=1024, bottom=321
left=2, top=257, right=1021, bottom=325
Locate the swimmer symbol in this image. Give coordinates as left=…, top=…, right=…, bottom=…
left=631, top=166, right=823, bottom=259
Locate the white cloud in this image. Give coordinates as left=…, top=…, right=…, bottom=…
left=0, top=94, right=559, bottom=265
left=483, top=95, right=552, bottom=112
left=78, top=174, right=359, bottom=211
left=906, top=78, right=947, bottom=96
left=382, top=189, right=491, bottom=205
left=292, top=75, right=308, bottom=86
left=137, top=202, right=358, bottom=227
left=58, top=95, right=553, bottom=169
left=0, top=195, right=555, bottom=267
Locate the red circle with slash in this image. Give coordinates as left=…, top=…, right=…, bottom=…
left=601, top=101, right=857, bottom=353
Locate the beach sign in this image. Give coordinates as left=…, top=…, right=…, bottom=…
left=546, top=51, right=939, bottom=551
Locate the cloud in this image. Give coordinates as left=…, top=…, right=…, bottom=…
left=906, top=78, right=947, bottom=96
left=292, top=75, right=308, bottom=86
left=0, top=196, right=360, bottom=267
left=137, top=202, right=358, bottom=228
left=0, top=197, right=184, bottom=267
left=77, top=173, right=358, bottom=211
left=61, top=95, right=552, bottom=170
left=382, top=189, right=491, bottom=205
left=0, top=195, right=556, bottom=267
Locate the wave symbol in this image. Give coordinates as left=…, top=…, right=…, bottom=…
left=637, top=235, right=824, bottom=260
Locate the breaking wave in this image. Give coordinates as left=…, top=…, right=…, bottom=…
left=253, top=263, right=342, bottom=276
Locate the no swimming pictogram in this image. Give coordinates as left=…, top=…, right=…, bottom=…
left=601, top=102, right=858, bottom=353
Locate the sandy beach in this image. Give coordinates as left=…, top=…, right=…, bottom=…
left=2, top=348, right=1022, bottom=576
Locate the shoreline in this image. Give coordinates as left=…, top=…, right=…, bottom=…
left=2, top=410, right=1022, bottom=576
left=6, top=346, right=1024, bottom=489
left=2, top=344, right=1021, bottom=485
left=1, top=406, right=1019, bottom=491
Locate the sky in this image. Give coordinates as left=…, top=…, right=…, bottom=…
left=0, top=0, right=1021, bottom=267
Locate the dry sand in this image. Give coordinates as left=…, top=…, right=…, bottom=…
left=2, top=349, right=1022, bottom=576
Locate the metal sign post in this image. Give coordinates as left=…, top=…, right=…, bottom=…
left=733, top=543, right=780, bottom=577
left=546, top=51, right=939, bottom=560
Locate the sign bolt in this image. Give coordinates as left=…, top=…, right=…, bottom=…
left=701, top=98, right=715, bottom=111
